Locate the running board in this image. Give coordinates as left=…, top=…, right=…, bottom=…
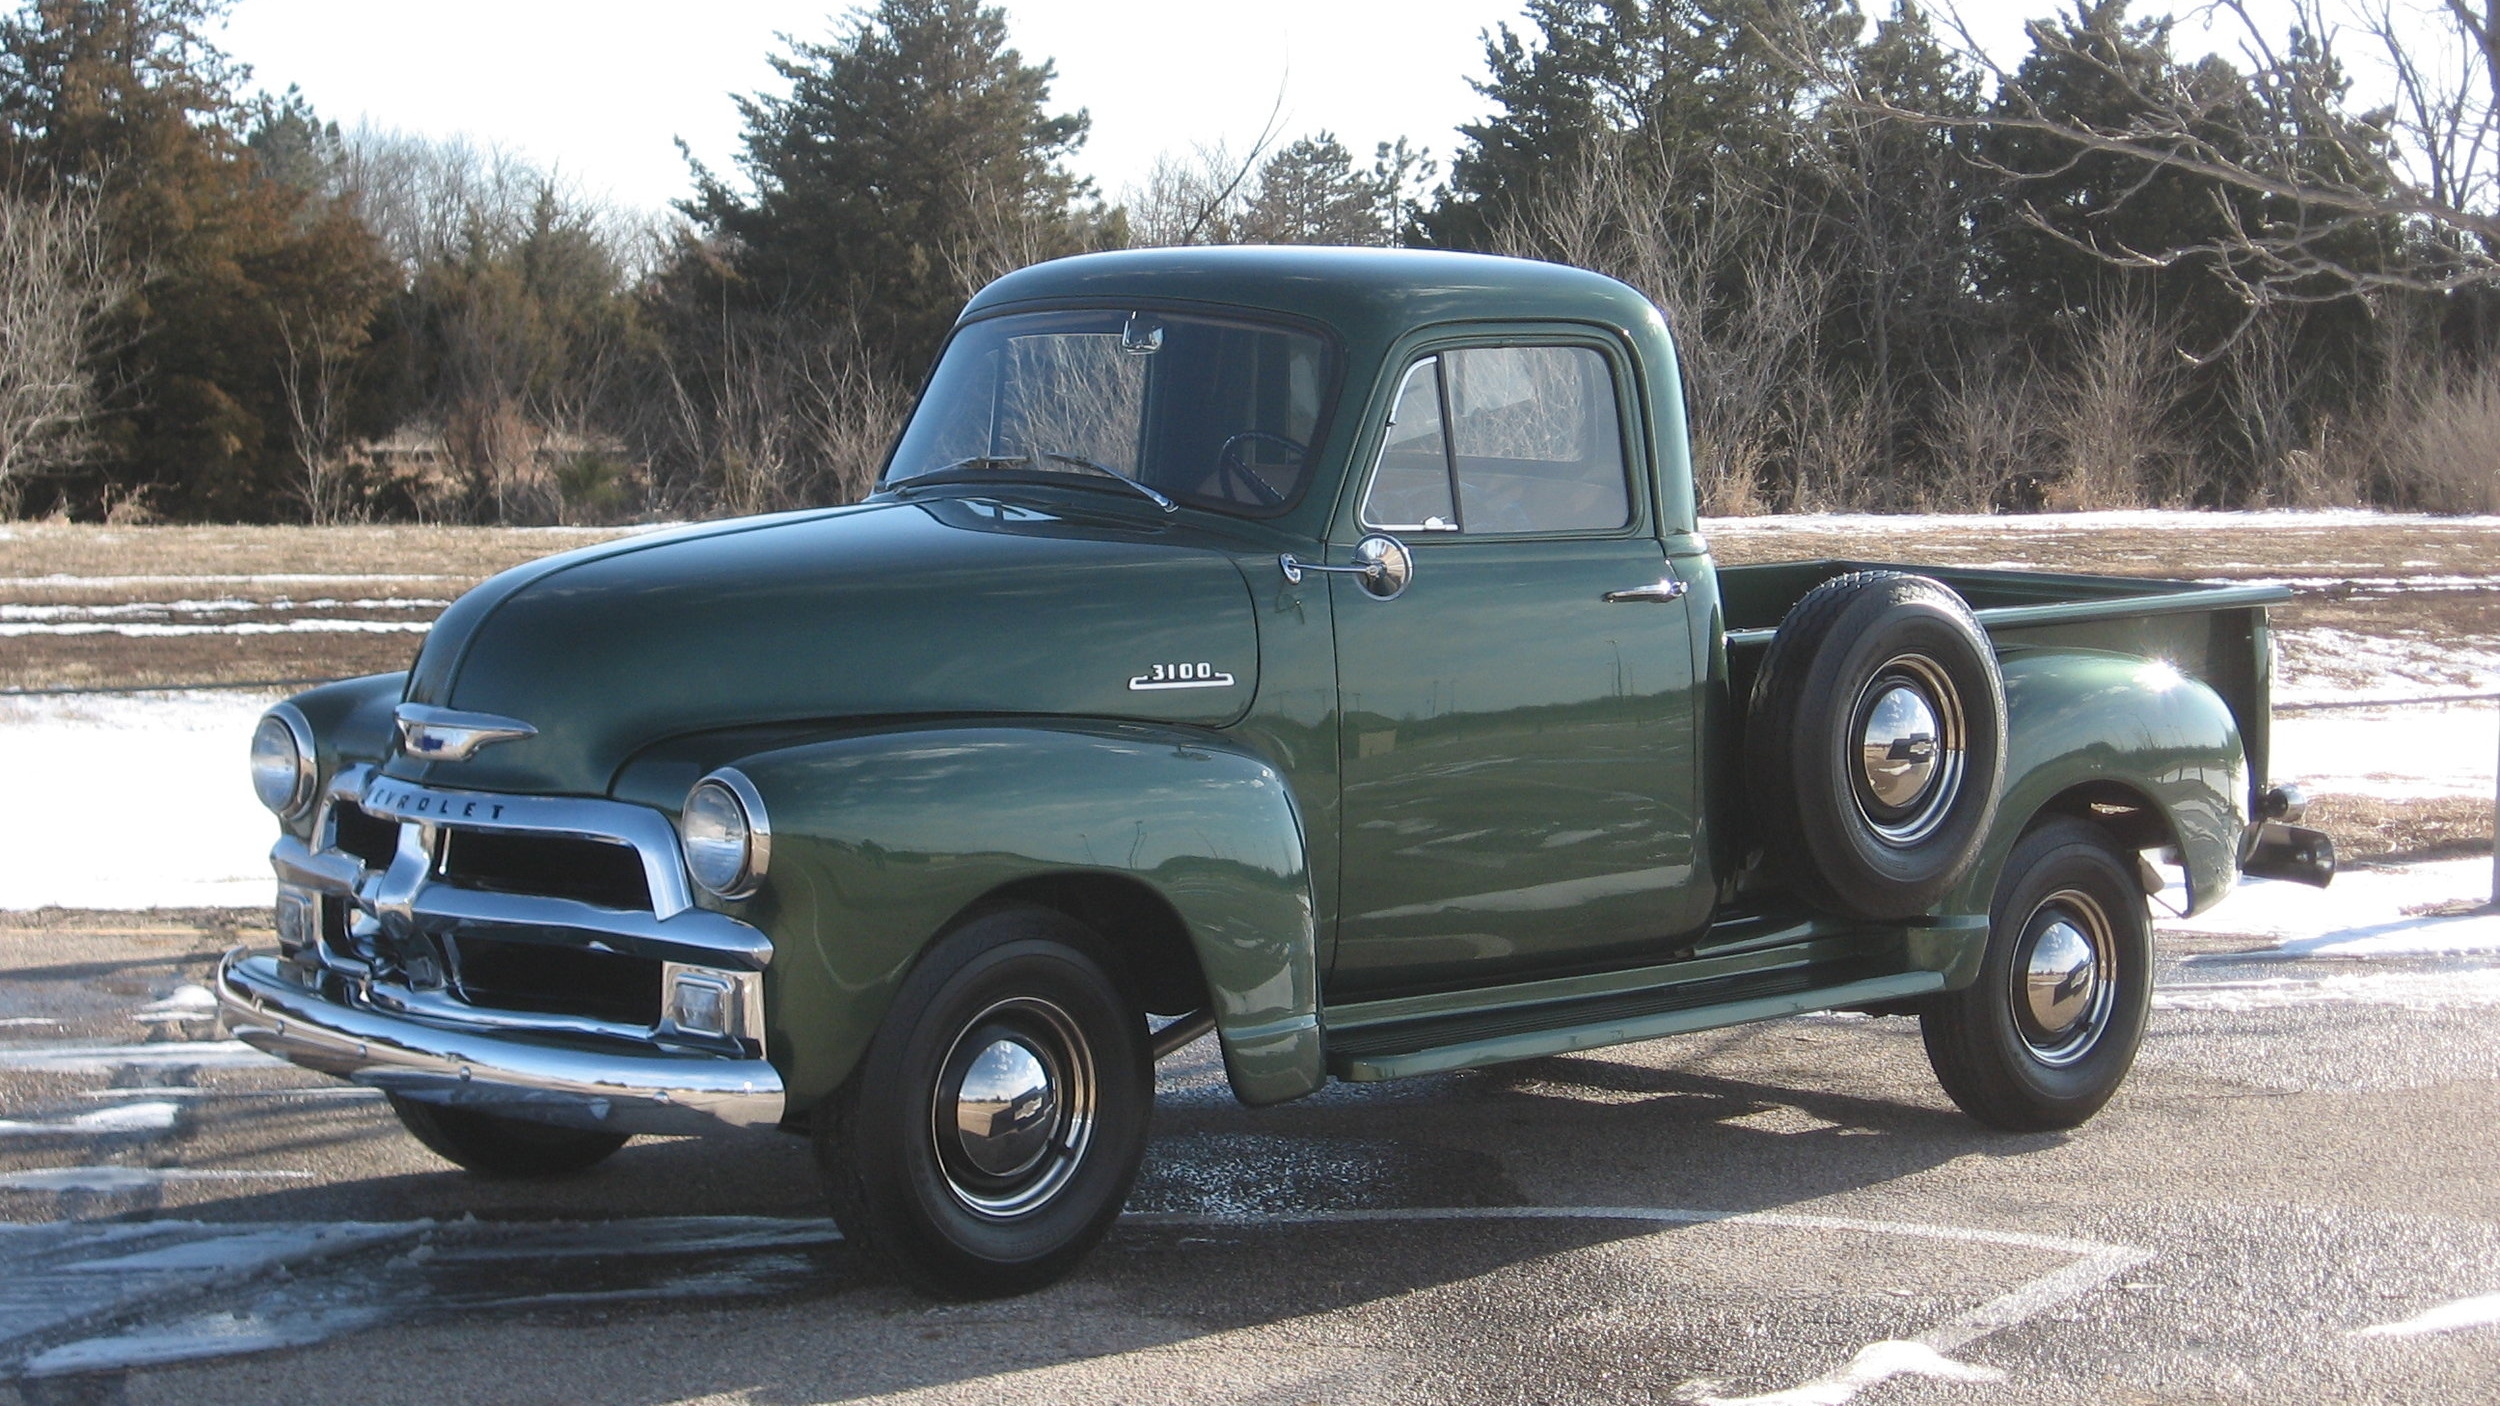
left=1322, top=967, right=1947, bottom=1083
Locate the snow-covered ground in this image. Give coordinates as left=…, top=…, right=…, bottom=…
left=2269, top=702, right=2500, bottom=798
left=1710, top=508, right=2500, bottom=535
left=0, top=690, right=280, bottom=910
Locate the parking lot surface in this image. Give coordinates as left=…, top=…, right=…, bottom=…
left=2, top=907, right=2495, bottom=1405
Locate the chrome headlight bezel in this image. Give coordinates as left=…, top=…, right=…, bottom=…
left=681, top=769, right=771, bottom=900
left=250, top=705, right=318, bottom=820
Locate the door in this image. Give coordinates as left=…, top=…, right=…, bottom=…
left=1329, top=341, right=1706, bottom=999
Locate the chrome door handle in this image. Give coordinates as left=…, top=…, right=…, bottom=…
left=1604, top=579, right=1688, bottom=603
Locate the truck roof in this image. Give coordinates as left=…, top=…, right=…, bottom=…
left=960, top=246, right=1669, bottom=352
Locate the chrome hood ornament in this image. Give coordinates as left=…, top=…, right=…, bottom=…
left=394, top=703, right=538, bottom=762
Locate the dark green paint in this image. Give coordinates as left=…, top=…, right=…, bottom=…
left=1940, top=648, right=2249, bottom=929
left=277, top=671, right=402, bottom=843
left=682, top=721, right=1321, bottom=1109
left=396, top=499, right=1264, bottom=798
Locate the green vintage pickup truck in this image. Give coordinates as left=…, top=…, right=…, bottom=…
left=220, top=247, right=2333, bottom=1296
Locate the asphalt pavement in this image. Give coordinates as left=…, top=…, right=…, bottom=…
left=0, top=910, right=2494, bottom=1405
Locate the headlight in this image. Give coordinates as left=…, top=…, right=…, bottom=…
left=681, top=771, right=770, bottom=899
left=249, top=707, right=316, bottom=818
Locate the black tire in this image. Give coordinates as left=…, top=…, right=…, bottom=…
left=1745, top=570, right=2006, bottom=919
left=816, top=907, right=1152, bottom=1299
left=1921, top=818, right=2152, bottom=1131
left=388, top=1094, right=630, bottom=1178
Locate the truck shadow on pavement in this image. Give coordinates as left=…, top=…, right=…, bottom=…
left=5, top=1021, right=2101, bottom=1403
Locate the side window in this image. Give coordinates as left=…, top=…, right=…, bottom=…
left=1359, top=345, right=1632, bottom=535
left=1359, top=358, right=1457, bottom=531
left=1444, top=346, right=1629, bottom=533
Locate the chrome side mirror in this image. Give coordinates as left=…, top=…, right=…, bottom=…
left=1277, top=533, right=1414, bottom=601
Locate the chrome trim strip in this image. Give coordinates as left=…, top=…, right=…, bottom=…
left=411, top=885, right=772, bottom=970
left=360, top=776, right=698, bottom=918
left=217, top=949, right=785, bottom=1136
left=272, top=834, right=365, bottom=896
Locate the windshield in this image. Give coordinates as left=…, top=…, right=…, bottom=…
left=883, top=309, right=1334, bottom=515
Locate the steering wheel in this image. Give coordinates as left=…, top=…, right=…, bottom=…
left=1214, top=431, right=1306, bottom=507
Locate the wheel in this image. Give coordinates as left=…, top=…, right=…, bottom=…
left=816, top=907, right=1152, bottom=1299
left=1745, top=570, right=2006, bottom=919
left=388, top=1094, right=630, bottom=1177
left=1921, top=818, right=2152, bottom=1131
left=1214, top=430, right=1303, bottom=507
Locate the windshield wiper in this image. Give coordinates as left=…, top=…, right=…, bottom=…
left=893, top=453, right=1177, bottom=514
left=1029, top=453, right=1178, bottom=512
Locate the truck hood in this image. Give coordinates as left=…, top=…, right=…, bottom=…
left=390, top=498, right=1263, bottom=796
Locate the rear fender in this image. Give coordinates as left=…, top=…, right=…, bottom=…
left=717, top=722, right=1322, bottom=1112
left=1937, top=649, right=2247, bottom=980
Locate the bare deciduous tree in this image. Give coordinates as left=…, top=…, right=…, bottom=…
left=2048, top=291, right=2187, bottom=508
left=0, top=190, right=132, bottom=513
left=1814, top=1, right=2500, bottom=319
left=277, top=310, right=358, bottom=523
left=1489, top=129, right=1839, bottom=513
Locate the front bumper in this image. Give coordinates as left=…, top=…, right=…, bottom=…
left=217, top=949, right=786, bottom=1135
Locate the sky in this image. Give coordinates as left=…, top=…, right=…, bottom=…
left=210, top=1, right=2393, bottom=220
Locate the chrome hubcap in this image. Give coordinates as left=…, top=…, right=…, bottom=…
left=2012, top=890, right=2118, bottom=1066
left=931, top=997, right=1096, bottom=1218
left=1851, top=655, right=1965, bottom=846
left=952, top=1039, right=1058, bottom=1179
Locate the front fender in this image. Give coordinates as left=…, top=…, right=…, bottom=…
left=715, top=721, right=1322, bottom=1112
left=278, top=672, right=405, bottom=843
left=1940, top=650, right=2248, bottom=971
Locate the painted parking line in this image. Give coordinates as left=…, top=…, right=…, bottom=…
left=1146, top=1206, right=2151, bottom=1406
left=2355, top=1293, right=2500, bottom=1339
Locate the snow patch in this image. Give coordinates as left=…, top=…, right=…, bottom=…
left=0, top=1101, right=181, bottom=1137
left=2159, top=969, right=2500, bottom=1012
left=2266, top=710, right=2498, bottom=798
left=134, top=983, right=220, bottom=1023
left=0, top=1041, right=284, bottom=1073
left=2275, top=630, right=2500, bottom=709
left=0, top=1166, right=312, bottom=1191
left=0, top=690, right=279, bottom=909
left=1705, top=508, right=2500, bottom=533
left=20, top=1307, right=385, bottom=1377
left=0, top=572, right=459, bottom=587
left=63, top=1222, right=409, bottom=1273
left=0, top=597, right=448, bottom=621
left=2163, top=859, right=2498, bottom=946
left=0, top=618, right=432, bottom=637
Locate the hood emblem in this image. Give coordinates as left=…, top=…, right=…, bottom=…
left=1129, top=662, right=1235, bottom=692
left=394, top=703, right=538, bottom=762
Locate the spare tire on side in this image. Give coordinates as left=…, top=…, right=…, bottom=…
left=1744, top=570, right=2007, bottom=920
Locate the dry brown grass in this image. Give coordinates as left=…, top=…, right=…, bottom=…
left=0, top=523, right=646, bottom=691
left=2305, top=794, right=2495, bottom=866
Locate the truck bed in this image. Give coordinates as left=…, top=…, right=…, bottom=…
left=1715, top=559, right=2292, bottom=806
